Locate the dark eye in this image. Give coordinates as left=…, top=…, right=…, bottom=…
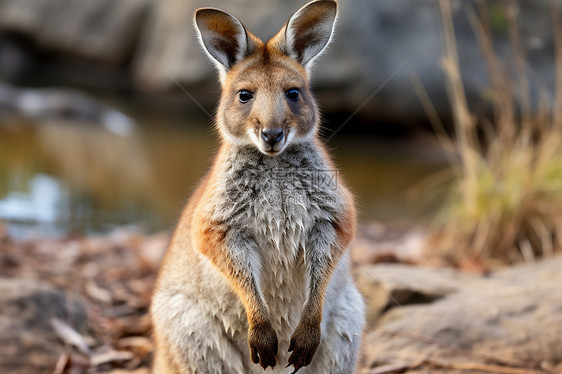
left=238, top=90, right=253, bottom=103
left=286, top=88, right=300, bottom=101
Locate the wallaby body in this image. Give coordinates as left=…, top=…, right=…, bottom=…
left=151, top=1, right=365, bottom=373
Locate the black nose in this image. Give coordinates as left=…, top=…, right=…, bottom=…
left=260, top=128, right=284, bottom=145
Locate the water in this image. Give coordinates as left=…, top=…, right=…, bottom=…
left=0, top=117, right=447, bottom=238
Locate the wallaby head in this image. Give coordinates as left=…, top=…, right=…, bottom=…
left=194, top=0, right=337, bottom=156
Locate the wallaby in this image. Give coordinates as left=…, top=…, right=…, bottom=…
left=151, top=1, right=365, bottom=373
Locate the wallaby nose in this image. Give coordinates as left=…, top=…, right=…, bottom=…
left=260, top=128, right=284, bottom=146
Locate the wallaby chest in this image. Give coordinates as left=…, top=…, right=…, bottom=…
left=215, top=144, right=340, bottom=252
left=210, top=144, right=342, bottom=332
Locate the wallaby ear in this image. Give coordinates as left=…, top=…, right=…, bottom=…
left=194, top=8, right=255, bottom=74
left=280, top=0, right=337, bottom=68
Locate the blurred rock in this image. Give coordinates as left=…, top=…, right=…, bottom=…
left=355, top=264, right=466, bottom=328
left=360, top=256, right=562, bottom=372
left=0, top=82, right=135, bottom=135
left=0, top=0, right=557, bottom=126
left=0, top=0, right=147, bottom=64
left=135, top=0, right=444, bottom=124
left=350, top=222, right=427, bottom=265
left=0, top=278, right=91, bottom=374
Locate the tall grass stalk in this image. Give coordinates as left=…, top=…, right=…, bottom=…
left=428, top=0, right=562, bottom=265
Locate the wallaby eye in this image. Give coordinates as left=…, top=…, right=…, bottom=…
left=286, top=88, right=300, bottom=101
left=238, top=90, right=253, bottom=103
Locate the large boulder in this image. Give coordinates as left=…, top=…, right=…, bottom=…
left=0, top=0, right=148, bottom=64
left=357, top=257, right=562, bottom=373
left=0, top=0, right=557, bottom=125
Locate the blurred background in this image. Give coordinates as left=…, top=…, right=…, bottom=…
left=0, top=0, right=553, bottom=239
left=3, top=1, right=562, bottom=373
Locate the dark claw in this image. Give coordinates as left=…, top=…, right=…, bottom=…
left=250, top=347, right=259, bottom=364
left=287, top=349, right=309, bottom=373
left=286, top=362, right=302, bottom=373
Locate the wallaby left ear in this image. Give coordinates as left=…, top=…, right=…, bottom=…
left=276, top=0, right=337, bottom=68
left=194, top=8, right=256, bottom=76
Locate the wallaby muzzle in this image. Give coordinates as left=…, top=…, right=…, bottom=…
left=260, top=128, right=285, bottom=152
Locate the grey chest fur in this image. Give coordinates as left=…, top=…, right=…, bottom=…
left=216, top=144, right=341, bottom=252
left=211, top=144, right=344, bottom=334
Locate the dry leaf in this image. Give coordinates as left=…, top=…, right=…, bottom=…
left=90, top=350, right=134, bottom=366
left=50, top=317, right=91, bottom=356
left=85, top=281, right=112, bottom=303
left=52, top=351, right=70, bottom=374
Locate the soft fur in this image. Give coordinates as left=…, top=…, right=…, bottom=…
left=151, top=1, right=365, bottom=373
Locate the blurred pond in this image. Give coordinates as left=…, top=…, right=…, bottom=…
left=0, top=114, right=447, bottom=238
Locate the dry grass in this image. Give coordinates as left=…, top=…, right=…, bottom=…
left=424, top=0, right=562, bottom=265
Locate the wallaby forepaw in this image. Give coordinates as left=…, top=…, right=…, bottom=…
left=287, top=322, right=321, bottom=373
left=248, top=322, right=278, bottom=370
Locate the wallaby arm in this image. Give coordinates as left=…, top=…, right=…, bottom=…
left=288, top=204, right=355, bottom=372
left=194, top=219, right=279, bottom=369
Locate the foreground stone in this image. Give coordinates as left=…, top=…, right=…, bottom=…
left=357, top=257, right=562, bottom=373
left=0, top=278, right=92, bottom=374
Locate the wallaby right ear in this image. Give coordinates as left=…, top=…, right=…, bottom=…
left=276, top=0, right=337, bottom=69
left=194, top=8, right=255, bottom=75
